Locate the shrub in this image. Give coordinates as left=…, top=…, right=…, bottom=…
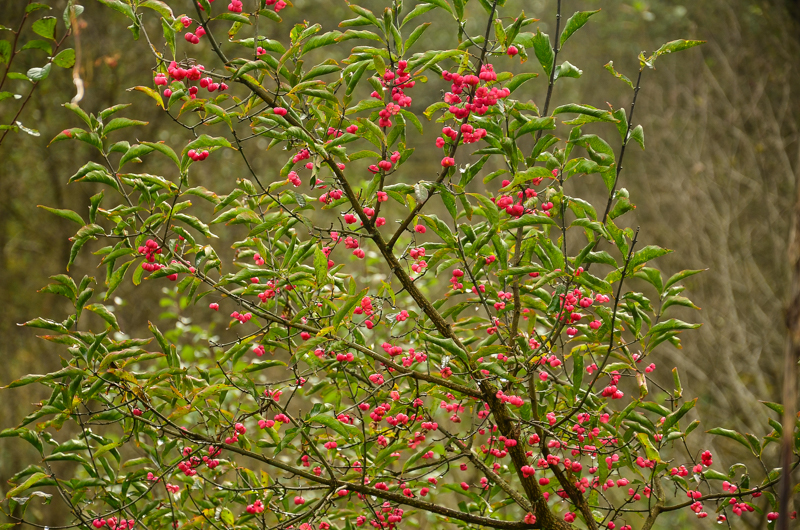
left=2, top=0, right=795, bottom=529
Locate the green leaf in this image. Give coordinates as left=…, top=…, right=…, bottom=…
left=336, top=29, right=383, bottom=44
left=703, top=469, right=730, bottom=481
left=400, top=3, right=436, bottom=26
left=403, top=22, right=430, bottom=52
left=560, top=10, right=600, bottom=46
left=761, top=401, right=784, bottom=416
left=204, top=103, right=232, bottom=129
left=307, top=414, right=363, bottom=440
left=141, top=141, right=181, bottom=167
left=231, top=59, right=268, bottom=80
left=504, top=72, right=539, bottom=93
left=468, top=193, right=499, bottom=227
left=6, top=472, right=47, bottom=498
left=647, top=319, right=701, bottom=336
left=241, top=359, right=288, bottom=373
left=515, top=116, right=554, bottom=137
left=72, top=169, right=120, bottom=192
left=181, top=135, right=232, bottom=169
left=52, top=48, right=75, bottom=68
left=314, top=245, right=328, bottom=285
left=103, top=118, right=148, bottom=135
left=629, top=124, right=644, bottom=150
left=37, top=205, right=84, bottom=225
left=193, top=383, right=234, bottom=403
left=84, top=303, right=120, bottom=331
left=664, top=269, right=704, bottom=290
left=302, top=31, right=342, bottom=55
left=130, top=85, right=164, bottom=108
left=555, top=60, right=582, bottom=79
left=707, top=427, right=753, bottom=452
left=97, top=104, right=131, bottom=121
left=348, top=4, right=381, bottom=28
left=532, top=30, right=553, bottom=76
left=28, top=3, right=52, bottom=13
left=654, top=39, right=705, bottom=58
left=20, top=317, right=69, bottom=333
left=32, top=17, right=57, bottom=40
left=4, top=367, right=86, bottom=389
left=303, top=63, right=342, bottom=81
left=572, top=349, right=584, bottom=396
left=220, top=508, right=234, bottom=526
left=119, top=144, right=154, bottom=167
left=105, top=260, right=133, bottom=300
left=604, top=61, right=634, bottom=89
left=137, top=0, right=173, bottom=17
left=422, top=0, right=453, bottom=16
left=0, top=40, right=10, bottom=63
left=636, top=433, right=660, bottom=462
left=553, top=103, right=615, bottom=121
left=333, top=288, right=368, bottom=329
left=574, top=271, right=612, bottom=295
left=420, top=332, right=468, bottom=364
left=215, top=12, right=251, bottom=24
left=498, top=167, right=552, bottom=192
left=661, top=295, right=700, bottom=312
left=500, top=214, right=557, bottom=229
left=21, top=40, right=52, bottom=54
left=26, top=63, right=51, bottom=82
left=629, top=245, right=671, bottom=270
left=662, top=398, right=697, bottom=431
left=62, top=2, right=83, bottom=25
left=174, top=213, right=215, bottom=238
left=96, top=0, right=136, bottom=23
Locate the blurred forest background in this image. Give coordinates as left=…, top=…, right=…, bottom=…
left=1, top=0, right=799, bottom=527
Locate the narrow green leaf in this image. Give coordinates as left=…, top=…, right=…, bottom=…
left=664, top=269, right=705, bottom=290
left=242, top=359, right=288, bottom=373
left=504, top=72, right=539, bottom=93
left=707, top=427, right=753, bottom=452
left=532, top=30, right=553, bottom=76
left=662, top=398, right=697, bottom=432
left=654, top=39, right=705, bottom=58
left=302, top=31, right=342, bottom=55
left=604, top=61, right=634, bottom=89
left=629, top=124, right=644, bottom=150
left=37, top=205, right=84, bottom=225
left=6, top=472, right=47, bottom=498
left=103, top=118, right=148, bottom=135
left=560, top=10, right=600, bottom=46
left=308, top=414, right=363, bottom=440
left=314, top=245, right=328, bottom=285
left=647, top=318, right=701, bottom=336
left=84, top=303, right=120, bottom=331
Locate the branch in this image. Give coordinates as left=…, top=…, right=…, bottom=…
left=154, top=423, right=539, bottom=530
left=600, top=68, right=643, bottom=225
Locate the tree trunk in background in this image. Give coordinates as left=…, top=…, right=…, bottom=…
left=780, top=184, right=800, bottom=530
